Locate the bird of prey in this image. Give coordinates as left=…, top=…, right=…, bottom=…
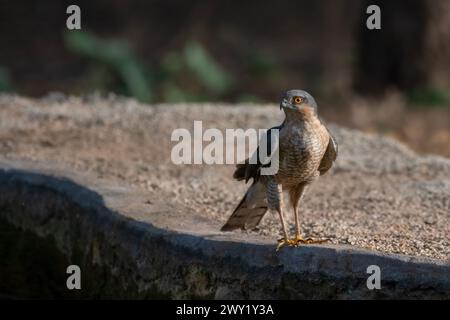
left=221, top=90, right=338, bottom=250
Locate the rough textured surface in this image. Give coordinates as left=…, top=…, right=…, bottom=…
left=0, top=94, right=449, bottom=261
left=1, top=159, right=450, bottom=299
left=1, top=95, right=450, bottom=299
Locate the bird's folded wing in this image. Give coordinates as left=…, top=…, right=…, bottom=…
left=318, top=132, right=338, bottom=175
left=233, top=124, right=283, bottom=183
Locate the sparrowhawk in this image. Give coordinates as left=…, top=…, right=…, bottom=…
left=221, top=90, right=338, bottom=250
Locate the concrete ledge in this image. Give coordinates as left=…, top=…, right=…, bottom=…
left=0, top=158, right=449, bottom=299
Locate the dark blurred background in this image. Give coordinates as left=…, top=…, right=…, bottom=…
left=0, top=0, right=449, bottom=155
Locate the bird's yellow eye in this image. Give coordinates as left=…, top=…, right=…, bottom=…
left=294, top=96, right=303, bottom=104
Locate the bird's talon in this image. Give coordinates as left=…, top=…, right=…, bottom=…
left=276, top=238, right=295, bottom=251
left=292, top=236, right=329, bottom=245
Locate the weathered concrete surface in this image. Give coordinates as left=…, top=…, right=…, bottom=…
left=1, top=95, right=450, bottom=259
left=1, top=158, right=450, bottom=299
left=0, top=95, right=449, bottom=298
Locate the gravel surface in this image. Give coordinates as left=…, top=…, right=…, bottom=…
left=1, top=94, right=449, bottom=260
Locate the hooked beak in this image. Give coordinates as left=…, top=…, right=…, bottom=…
left=280, top=97, right=295, bottom=110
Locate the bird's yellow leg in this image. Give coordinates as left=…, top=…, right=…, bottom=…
left=269, top=180, right=295, bottom=251
left=275, top=208, right=294, bottom=251
left=291, top=200, right=328, bottom=246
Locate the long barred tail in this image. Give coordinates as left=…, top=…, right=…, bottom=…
left=221, top=182, right=268, bottom=231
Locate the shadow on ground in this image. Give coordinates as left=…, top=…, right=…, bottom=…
left=1, top=166, right=449, bottom=299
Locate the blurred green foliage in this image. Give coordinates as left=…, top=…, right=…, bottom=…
left=184, top=43, right=233, bottom=94
left=160, top=42, right=233, bottom=102
left=64, top=31, right=236, bottom=103
left=236, top=94, right=264, bottom=103
left=0, top=67, right=13, bottom=92
left=61, top=31, right=450, bottom=110
left=408, top=87, right=450, bottom=108
left=64, top=31, right=152, bottom=102
left=243, top=52, right=277, bottom=78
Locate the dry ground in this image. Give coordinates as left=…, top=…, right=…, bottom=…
left=0, top=94, right=449, bottom=260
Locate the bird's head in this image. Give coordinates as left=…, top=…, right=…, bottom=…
left=280, top=90, right=318, bottom=117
